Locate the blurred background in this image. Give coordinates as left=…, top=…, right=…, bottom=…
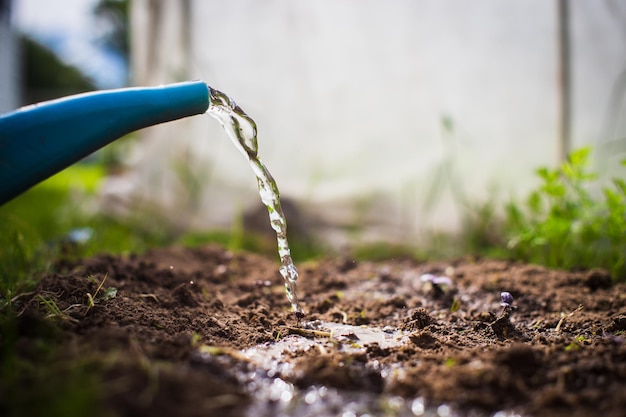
left=1, top=0, right=626, bottom=256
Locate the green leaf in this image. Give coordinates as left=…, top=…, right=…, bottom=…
left=101, top=287, right=117, bottom=301
left=613, top=178, right=626, bottom=196
left=568, top=147, right=591, bottom=166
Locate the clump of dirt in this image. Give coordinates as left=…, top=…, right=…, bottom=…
left=10, top=245, right=626, bottom=417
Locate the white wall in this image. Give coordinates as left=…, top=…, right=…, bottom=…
left=120, top=0, right=626, bottom=245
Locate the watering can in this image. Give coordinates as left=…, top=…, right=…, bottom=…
left=0, top=81, right=210, bottom=205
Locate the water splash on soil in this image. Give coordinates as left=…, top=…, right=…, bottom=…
left=196, top=322, right=464, bottom=417
left=206, top=86, right=304, bottom=318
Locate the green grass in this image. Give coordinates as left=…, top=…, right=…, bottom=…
left=0, top=163, right=170, bottom=417
left=0, top=163, right=172, bottom=306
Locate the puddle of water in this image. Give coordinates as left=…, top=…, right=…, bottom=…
left=239, top=321, right=407, bottom=376
left=245, top=385, right=439, bottom=417
left=195, top=321, right=477, bottom=417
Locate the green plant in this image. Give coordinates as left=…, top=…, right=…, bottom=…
left=0, top=214, right=61, bottom=313
left=37, top=294, right=78, bottom=323
left=505, top=147, right=626, bottom=280
left=449, top=298, right=461, bottom=313
left=0, top=163, right=175, bottom=310
left=85, top=274, right=117, bottom=316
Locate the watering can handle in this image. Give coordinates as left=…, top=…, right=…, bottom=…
left=0, top=81, right=210, bottom=205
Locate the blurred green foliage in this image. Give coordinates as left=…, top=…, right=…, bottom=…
left=365, top=146, right=626, bottom=282
left=504, top=147, right=626, bottom=280
left=0, top=164, right=171, bottom=306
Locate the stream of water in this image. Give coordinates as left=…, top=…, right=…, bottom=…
left=206, top=86, right=304, bottom=320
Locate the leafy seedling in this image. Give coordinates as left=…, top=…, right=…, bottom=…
left=565, top=335, right=589, bottom=351
left=84, top=274, right=117, bottom=317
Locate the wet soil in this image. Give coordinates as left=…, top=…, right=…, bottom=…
left=11, top=245, right=626, bottom=416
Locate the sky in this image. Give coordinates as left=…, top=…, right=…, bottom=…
left=13, top=0, right=126, bottom=88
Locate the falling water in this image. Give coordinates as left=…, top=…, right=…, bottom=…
left=206, top=86, right=304, bottom=320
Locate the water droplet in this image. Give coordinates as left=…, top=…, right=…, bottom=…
left=437, top=404, right=451, bottom=417
left=304, top=391, right=318, bottom=405
left=411, top=398, right=425, bottom=416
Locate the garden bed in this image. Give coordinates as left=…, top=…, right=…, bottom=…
left=12, top=244, right=626, bottom=417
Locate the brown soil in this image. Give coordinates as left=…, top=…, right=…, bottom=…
left=12, top=245, right=626, bottom=416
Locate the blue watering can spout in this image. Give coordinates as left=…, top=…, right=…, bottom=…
left=0, top=81, right=210, bottom=205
